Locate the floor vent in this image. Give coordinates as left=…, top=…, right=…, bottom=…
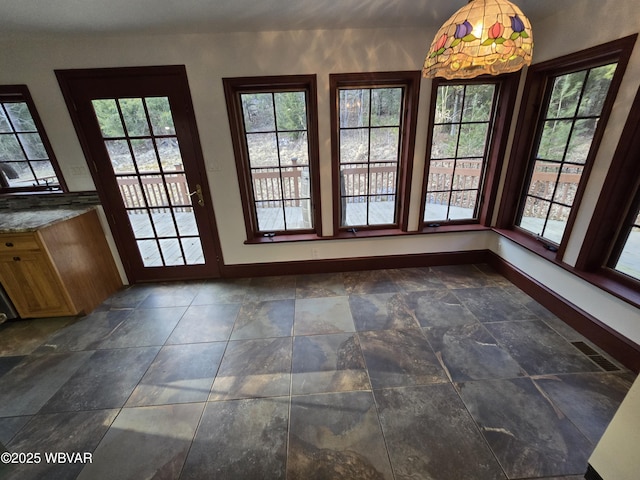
left=589, top=355, right=620, bottom=372
left=571, top=341, right=620, bottom=372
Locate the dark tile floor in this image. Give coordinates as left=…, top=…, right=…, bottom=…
left=0, top=264, right=635, bottom=480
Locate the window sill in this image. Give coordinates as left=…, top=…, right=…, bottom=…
left=243, top=224, right=493, bottom=244
left=0, top=188, right=64, bottom=196
left=244, top=233, right=325, bottom=244
left=493, top=227, right=640, bottom=310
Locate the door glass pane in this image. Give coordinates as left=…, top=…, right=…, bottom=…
left=137, top=239, right=163, bottom=267
left=92, top=99, right=125, bottom=138
left=175, top=208, right=199, bottom=236
left=157, top=139, right=182, bottom=171
left=92, top=96, right=204, bottom=267
left=146, top=97, right=176, bottom=135
left=131, top=139, right=160, bottom=172
left=119, top=98, right=150, bottom=137
left=165, top=173, right=189, bottom=206
left=128, top=210, right=154, bottom=238
left=150, top=209, right=177, bottom=237
left=119, top=176, right=147, bottom=208
left=105, top=140, right=136, bottom=173
left=159, top=238, right=185, bottom=266
left=182, top=238, right=205, bottom=265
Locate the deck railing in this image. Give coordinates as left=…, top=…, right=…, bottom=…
left=116, top=163, right=581, bottom=217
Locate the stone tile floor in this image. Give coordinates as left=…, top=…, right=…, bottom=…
left=0, top=264, right=635, bottom=479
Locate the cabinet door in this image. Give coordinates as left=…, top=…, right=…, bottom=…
left=0, top=252, right=75, bottom=317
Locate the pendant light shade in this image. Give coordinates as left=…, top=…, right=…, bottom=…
left=423, top=0, right=533, bottom=79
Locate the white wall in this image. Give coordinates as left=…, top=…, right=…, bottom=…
left=0, top=1, right=638, bottom=342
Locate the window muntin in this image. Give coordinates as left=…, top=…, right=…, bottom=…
left=241, top=91, right=312, bottom=232
left=224, top=76, right=320, bottom=240
left=331, top=71, right=419, bottom=234
left=516, top=63, right=617, bottom=244
left=424, top=82, right=498, bottom=223
left=0, top=86, right=65, bottom=193
left=338, top=86, right=403, bottom=228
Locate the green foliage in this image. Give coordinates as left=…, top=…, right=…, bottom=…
left=91, top=97, right=175, bottom=138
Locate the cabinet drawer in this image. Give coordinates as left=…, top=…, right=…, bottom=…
left=0, top=234, right=40, bottom=253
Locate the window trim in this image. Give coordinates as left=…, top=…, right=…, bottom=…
left=223, top=75, right=321, bottom=243
left=576, top=80, right=640, bottom=299
left=419, top=73, right=519, bottom=230
left=497, top=35, right=637, bottom=260
left=329, top=71, right=420, bottom=236
left=0, top=84, right=67, bottom=194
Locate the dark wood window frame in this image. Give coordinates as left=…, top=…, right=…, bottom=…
left=574, top=82, right=640, bottom=308
left=496, top=35, right=637, bottom=263
left=330, top=71, right=420, bottom=236
left=419, top=73, right=519, bottom=232
left=0, top=85, right=67, bottom=194
left=223, top=75, right=322, bottom=243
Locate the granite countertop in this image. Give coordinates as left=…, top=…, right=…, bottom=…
left=0, top=206, right=96, bottom=233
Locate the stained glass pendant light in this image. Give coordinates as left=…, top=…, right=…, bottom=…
left=423, top=0, right=533, bottom=79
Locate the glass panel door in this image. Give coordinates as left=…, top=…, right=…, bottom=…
left=56, top=66, right=221, bottom=283
left=92, top=96, right=204, bottom=267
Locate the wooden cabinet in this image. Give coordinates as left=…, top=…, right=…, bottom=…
left=0, top=209, right=123, bottom=318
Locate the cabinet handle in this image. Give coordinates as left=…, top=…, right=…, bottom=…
left=5, top=242, right=13, bottom=247
left=13, top=256, right=20, bottom=261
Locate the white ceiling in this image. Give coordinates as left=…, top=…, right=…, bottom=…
left=0, top=0, right=562, bottom=35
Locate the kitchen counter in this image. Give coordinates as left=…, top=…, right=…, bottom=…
left=0, top=206, right=95, bottom=233
left=0, top=207, right=122, bottom=318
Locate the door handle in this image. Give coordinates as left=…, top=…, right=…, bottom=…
left=188, top=184, right=204, bottom=207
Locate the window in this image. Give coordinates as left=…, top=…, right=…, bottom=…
left=223, top=76, right=320, bottom=241
left=577, top=76, right=640, bottom=299
left=610, top=193, right=640, bottom=282
left=330, top=72, right=420, bottom=233
left=498, top=36, right=636, bottom=257
left=518, top=63, right=617, bottom=245
left=0, top=85, right=66, bottom=193
left=421, top=75, right=518, bottom=227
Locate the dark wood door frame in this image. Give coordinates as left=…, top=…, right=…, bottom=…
left=56, top=65, right=224, bottom=283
